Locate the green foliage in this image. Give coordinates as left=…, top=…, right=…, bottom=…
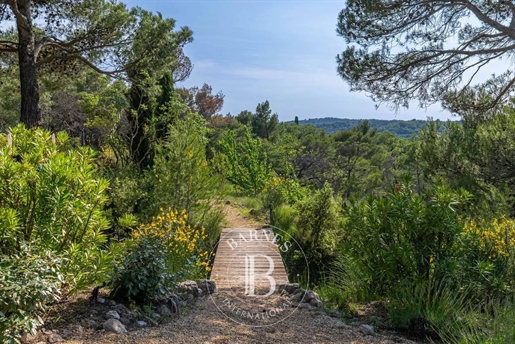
left=288, top=182, right=340, bottom=283
left=217, top=127, right=274, bottom=196
left=150, top=113, right=219, bottom=216
left=251, top=100, right=278, bottom=140
left=419, top=112, right=514, bottom=217
left=336, top=0, right=515, bottom=114
left=342, top=179, right=471, bottom=298
left=0, top=125, right=110, bottom=292
left=0, top=248, right=63, bottom=344
left=109, top=237, right=174, bottom=305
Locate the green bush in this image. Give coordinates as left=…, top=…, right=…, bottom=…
left=0, top=248, right=63, bottom=344
left=341, top=179, right=471, bottom=298
left=284, top=182, right=340, bottom=284
left=0, top=125, right=111, bottom=292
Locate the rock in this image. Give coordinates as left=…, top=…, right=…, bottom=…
left=108, top=300, right=117, bottom=306
left=103, top=319, right=127, bottom=334
left=113, top=304, right=135, bottom=320
left=177, top=280, right=201, bottom=298
left=329, top=310, right=341, bottom=318
left=290, top=289, right=306, bottom=303
left=35, top=342, right=47, bottom=344
left=158, top=304, right=172, bottom=316
left=59, top=330, right=72, bottom=339
left=20, top=332, right=38, bottom=343
left=82, top=319, right=97, bottom=328
left=278, top=283, right=300, bottom=295
left=97, top=298, right=105, bottom=304
left=136, top=321, right=148, bottom=328
left=105, top=310, right=120, bottom=320
left=303, top=290, right=319, bottom=303
left=360, top=324, right=375, bottom=336
left=47, top=333, right=64, bottom=343
left=170, top=295, right=185, bottom=308
left=152, top=312, right=161, bottom=320
left=309, top=298, right=324, bottom=308
left=298, top=302, right=314, bottom=310
left=197, top=279, right=217, bottom=295
left=119, top=317, right=131, bottom=326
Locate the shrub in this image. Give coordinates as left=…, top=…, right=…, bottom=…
left=109, top=208, right=210, bottom=304
left=216, top=126, right=274, bottom=196
left=0, top=248, right=63, bottom=344
left=341, top=180, right=471, bottom=298
left=150, top=114, right=219, bottom=216
left=458, top=216, right=515, bottom=300
left=0, top=125, right=110, bottom=292
left=284, top=182, right=340, bottom=284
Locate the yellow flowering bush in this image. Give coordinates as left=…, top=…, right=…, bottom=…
left=463, top=216, right=515, bottom=259
left=109, top=208, right=212, bottom=304
left=132, top=207, right=211, bottom=275
left=459, top=216, right=515, bottom=298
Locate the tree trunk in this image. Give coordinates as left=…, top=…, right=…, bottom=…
left=15, top=0, right=41, bottom=127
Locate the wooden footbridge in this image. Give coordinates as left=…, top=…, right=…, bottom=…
left=211, top=228, right=289, bottom=290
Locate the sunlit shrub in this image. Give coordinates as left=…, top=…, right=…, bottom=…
left=0, top=125, right=110, bottom=292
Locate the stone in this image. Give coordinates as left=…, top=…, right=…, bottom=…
left=82, top=319, right=97, bottom=328
left=119, top=317, right=131, bottom=326
left=102, top=319, right=127, bottom=334
left=360, top=324, right=375, bottom=336
left=47, top=333, right=64, bottom=343
left=176, top=280, right=201, bottom=297
left=113, top=304, right=135, bottom=320
left=152, top=312, right=161, bottom=320
left=105, top=310, right=120, bottom=320
left=298, top=302, right=314, bottom=310
left=278, top=283, right=299, bottom=295
left=329, top=310, right=341, bottom=318
left=20, top=332, right=38, bottom=343
left=170, top=295, right=185, bottom=309
left=197, top=279, right=217, bottom=295
left=290, top=289, right=306, bottom=303
left=136, top=321, right=148, bottom=328
left=108, top=300, right=117, bottom=306
left=97, top=298, right=105, bottom=304
left=309, top=298, right=324, bottom=308
left=158, top=304, right=172, bottom=316
left=303, top=290, right=319, bottom=303
left=60, top=330, right=72, bottom=339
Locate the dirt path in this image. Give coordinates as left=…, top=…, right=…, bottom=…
left=222, top=202, right=261, bottom=228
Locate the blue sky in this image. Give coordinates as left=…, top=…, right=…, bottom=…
left=123, top=0, right=455, bottom=122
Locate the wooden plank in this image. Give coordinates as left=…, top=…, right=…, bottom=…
left=210, top=228, right=290, bottom=290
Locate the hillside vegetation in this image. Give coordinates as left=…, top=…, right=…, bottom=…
left=298, top=117, right=457, bottom=137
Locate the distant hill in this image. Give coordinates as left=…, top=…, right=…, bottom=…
left=298, top=117, right=442, bottom=138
